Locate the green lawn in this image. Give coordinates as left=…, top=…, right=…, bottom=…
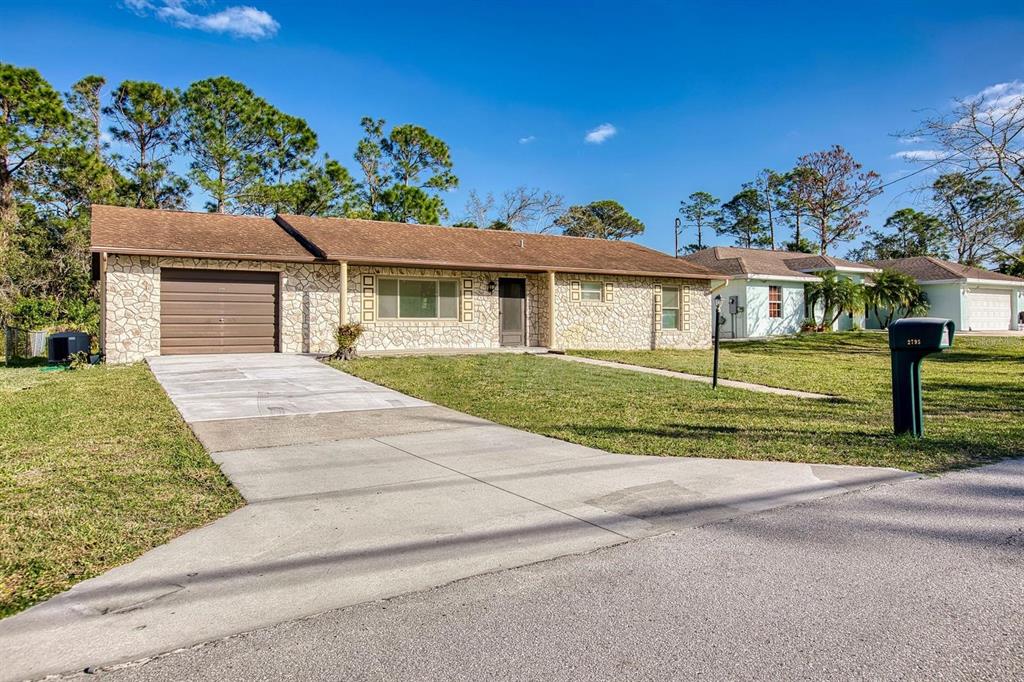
left=0, top=361, right=242, bottom=618
left=337, top=333, right=1022, bottom=475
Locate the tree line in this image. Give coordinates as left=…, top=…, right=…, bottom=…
left=679, top=102, right=1024, bottom=273
left=0, top=63, right=646, bottom=334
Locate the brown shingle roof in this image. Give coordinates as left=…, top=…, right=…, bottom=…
left=89, top=206, right=720, bottom=279
left=90, top=205, right=316, bottom=262
left=871, top=256, right=1024, bottom=283
left=679, top=247, right=874, bottom=279
left=276, top=214, right=719, bottom=279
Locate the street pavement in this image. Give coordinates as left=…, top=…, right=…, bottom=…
left=92, top=457, right=1024, bottom=682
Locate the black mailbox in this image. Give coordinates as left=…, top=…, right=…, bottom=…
left=887, top=318, right=955, bottom=437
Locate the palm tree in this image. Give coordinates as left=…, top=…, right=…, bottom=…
left=864, top=269, right=927, bottom=329
left=805, top=271, right=864, bottom=331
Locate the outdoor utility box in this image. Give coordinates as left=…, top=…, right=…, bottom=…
left=47, top=331, right=90, bottom=364
left=888, top=318, right=955, bottom=438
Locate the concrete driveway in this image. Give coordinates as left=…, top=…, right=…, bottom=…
left=0, top=354, right=915, bottom=681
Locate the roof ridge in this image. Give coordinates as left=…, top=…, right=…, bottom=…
left=924, top=255, right=965, bottom=277
left=278, top=212, right=657, bottom=246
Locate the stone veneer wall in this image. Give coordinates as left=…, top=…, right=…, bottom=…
left=103, top=255, right=341, bottom=363
left=552, top=273, right=711, bottom=350
left=346, top=266, right=550, bottom=351
left=103, top=255, right=710, bottom=362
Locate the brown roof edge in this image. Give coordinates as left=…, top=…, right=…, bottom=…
left=89, top=246, right=321, bottom=263
left=324, top=255, right=724, bottom=280
left=273, top=215, right=326, bottom=260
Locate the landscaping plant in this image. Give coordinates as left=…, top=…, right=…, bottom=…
left=334, top=322, right=364, bottom=360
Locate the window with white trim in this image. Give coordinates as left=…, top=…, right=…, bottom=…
left=662, top=286, right=680, bottom=329
left=581, top=281, right=604, bottom=302
left=768, top=285, right=782, bottom=318
left=378, top=278, right=459, bottom=319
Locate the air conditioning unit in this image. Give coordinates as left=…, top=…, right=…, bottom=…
left=47, top=332, right=91, bottom=364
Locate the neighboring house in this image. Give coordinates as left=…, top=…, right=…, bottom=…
left=681, top=247, right=878, bottom=338
left=868, top=256, right=1024, bottom=332
left=90, top=206, right=721, bottom=363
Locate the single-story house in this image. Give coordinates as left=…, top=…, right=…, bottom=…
left=868, top=256, right=1024, bottom=332
left=90, top=205, right=722, bottom=363
left=680, top=247, right=878, bottom=338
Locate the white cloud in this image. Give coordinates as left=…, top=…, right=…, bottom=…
left=125, top=1, right=279, bottom=39
left=890, top=149, right=946, bottom=161
left=897, top=136, right=923, bottom=144
left=584, top=123, right=617, bottom=144
left=963, top=80, right=1024, bottom=119
left=518, top=135, right=536, bottom=144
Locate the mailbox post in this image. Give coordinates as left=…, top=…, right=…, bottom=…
left=888, top=318, right=955, bottom=437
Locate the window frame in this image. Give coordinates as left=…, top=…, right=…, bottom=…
left=768, top=285, right=783, bottom=319
left=661, top=285, right=681, bottom=330
left=377, top=277, right=460, bottom=320
left=580, top=281, right=604, bottom=302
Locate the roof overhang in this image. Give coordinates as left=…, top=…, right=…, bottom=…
left=731, top=273, right=820, bottom=283
left=327, top=255, right=722, bottom=280
left=794, top=266, right=879, bottom=275
left=90, top=246, right=321, bottom=263
left=919, top=277, right=1024, bottom=287
left=92, top=247, right=722, bottom=281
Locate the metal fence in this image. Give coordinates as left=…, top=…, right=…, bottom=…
left=3, top=326, right=48, bottom=360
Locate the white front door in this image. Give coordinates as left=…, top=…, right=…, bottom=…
left=965, top=287, right=1011, bottom=331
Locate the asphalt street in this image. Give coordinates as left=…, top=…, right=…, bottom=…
left=89, top=457, right=1024, bottom=681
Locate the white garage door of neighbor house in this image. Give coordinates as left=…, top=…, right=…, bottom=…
left=965, top=288, right=1011, bottom=331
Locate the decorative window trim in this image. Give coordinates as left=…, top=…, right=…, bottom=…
left=653, top=283, right=663, bottom=331
left=462, top=279, right=474, bottom=322
left=570, top=280, right=582, bottom=302
left=362, top=274, right=375, bottom=322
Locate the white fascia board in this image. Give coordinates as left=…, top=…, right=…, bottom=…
left=734, top=273, right=819, bottom=283
left=795, top=265, right=879, bottom=275
left=833, top=265, right=881, bottom=274
left=923, top=277, right=1024, bottom=287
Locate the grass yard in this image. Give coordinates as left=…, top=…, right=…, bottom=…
left=338, top=333, right=1022, bottom=475
left=0, top=361, right=242, bottom=618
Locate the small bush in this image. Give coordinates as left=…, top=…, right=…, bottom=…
left=334, top=322, right=365, bottom=360
left=67, top=351, right=92, bottom=370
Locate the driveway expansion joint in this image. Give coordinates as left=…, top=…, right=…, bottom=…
left=370, top=437, right=635, bottom=541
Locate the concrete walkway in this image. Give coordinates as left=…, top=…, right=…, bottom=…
left=0, top=354, right=911, bottom=681
left=550, top=353, right=832, bottom=399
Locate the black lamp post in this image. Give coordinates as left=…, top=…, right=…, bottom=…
left=674, top=217, right=681, bottom=257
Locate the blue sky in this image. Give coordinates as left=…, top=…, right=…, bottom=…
left=5, top=1, right=1024, bottom=256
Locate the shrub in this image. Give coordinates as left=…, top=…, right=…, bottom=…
left=67, top=351, right=92, bottom=370
left=800, top=318, right=820, bottom=333
left=334, top=322, right=365, bottom=360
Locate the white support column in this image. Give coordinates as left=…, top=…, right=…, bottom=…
left=547, top=270, right=557, bottom=350
left=339, top=261, right=348, bottom=326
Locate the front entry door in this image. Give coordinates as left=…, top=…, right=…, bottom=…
left=499, top=278, right=527, bottom=347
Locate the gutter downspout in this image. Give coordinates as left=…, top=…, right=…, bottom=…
left=709, top=278, right=729, bottom=341
left=99, top=251, right=107, bottom=359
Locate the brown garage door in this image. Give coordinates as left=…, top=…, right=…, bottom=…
left=160, top=269, right=278, bottom=355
